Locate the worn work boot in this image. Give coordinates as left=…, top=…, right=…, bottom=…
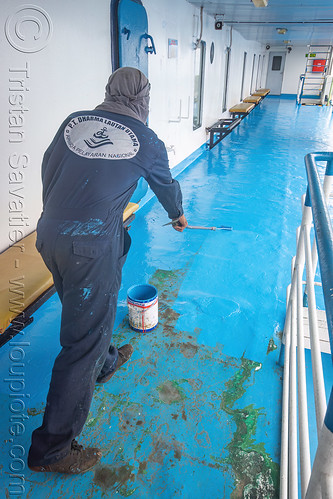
left=28, top=439, right=102, bottom=474
left=96, top=344, right=134, bottom=384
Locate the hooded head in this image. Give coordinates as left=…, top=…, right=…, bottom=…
left=95, top=67, right=150, bottom=124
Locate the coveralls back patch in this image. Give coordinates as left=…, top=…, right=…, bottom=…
left=64, top=116, right=140, bottom=160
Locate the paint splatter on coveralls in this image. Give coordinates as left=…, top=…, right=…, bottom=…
left=28, top=110, right=183, bottom=466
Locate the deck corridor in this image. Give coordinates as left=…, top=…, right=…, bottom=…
left=1, top=96, right=333, bottom=498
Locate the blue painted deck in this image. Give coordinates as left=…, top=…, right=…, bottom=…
left=1, top=96, right=333, bottom=498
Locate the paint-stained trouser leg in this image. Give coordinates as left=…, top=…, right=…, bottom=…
left=97, top=229, right=131, bottom=381
left=28, top=223, right=128, bottom=466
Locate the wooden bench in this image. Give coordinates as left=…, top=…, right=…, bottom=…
left=243, top=95, right=262, bottom=105
left=229, top=102, right=255, bottom=119
left=0, top=202, right=139, bottom=345
left=206, top=117, right=241, bottom=150
left=252, top=88, right=270, bottom=97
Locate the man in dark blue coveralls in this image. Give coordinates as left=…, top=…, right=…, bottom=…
left=28, top=67, right=187, bottom=474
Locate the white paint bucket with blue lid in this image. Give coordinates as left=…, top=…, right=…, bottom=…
left=127, top=284, right=158, bottom=332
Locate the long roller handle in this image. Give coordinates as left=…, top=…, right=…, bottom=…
left=187, top=225, right=232, bottom=231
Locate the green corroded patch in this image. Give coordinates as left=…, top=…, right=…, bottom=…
left=220, top=357, right=279, bottom=498
left=27, top=404, right=45, bottom=416
left=276, top=330, right=283, bottom=340
left=266, top=338, right=277, bottom=355
left=149, top=268, right=187, bottom=328
left=86, top=392, right=132, bottom=428
left=134, top=427, right=153, bottom=455
left=157, top=380, right=186, bottom=404
left=149, top=268, right=186, bottom=302
left=94, top=464, right=137, bottom=497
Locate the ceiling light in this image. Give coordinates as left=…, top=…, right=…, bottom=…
left=251, top=0, right=268, bottom=7
left=283, top=40, right=291, bottom=44
left=276, top=28, right=287, bottom=35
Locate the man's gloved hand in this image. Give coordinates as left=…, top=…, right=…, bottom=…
left=172, top=214, right=188, bottom=232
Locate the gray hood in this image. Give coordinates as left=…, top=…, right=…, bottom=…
left=95, top=67, right=150, bottom=124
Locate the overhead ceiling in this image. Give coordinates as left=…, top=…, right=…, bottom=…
left=186, top=0, right=333, bottom=47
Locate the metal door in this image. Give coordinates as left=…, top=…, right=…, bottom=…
left=111, top=0, right=156, bottom=77
left=265, top=52, right=286, bottom=95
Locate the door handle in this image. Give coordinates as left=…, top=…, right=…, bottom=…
left=122, top=27, right=131, bottom=40
left=143, top=33, right=156, bottom=55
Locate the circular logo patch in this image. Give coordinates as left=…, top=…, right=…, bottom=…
left=64, top=115, right=140, bottom=160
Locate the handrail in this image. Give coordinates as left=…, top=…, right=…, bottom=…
left=279, top=152, right=333, bottom=498
left=297, top=74, right=305, bottom=105
left=304, top=153, right=333, bottom=358
left=304, top=153, right=333, bottom=499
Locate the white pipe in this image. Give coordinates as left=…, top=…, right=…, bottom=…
left=305, top=424, right=333, bottom=499
left=286, top=284, right=291, bottom=307
left=280, top=287, right=291, bottom=499
left=281, top=201, right=314, bottom=498
left=284, top=209, right=310, bottom=349
left=291, top=256, right=296, bottom=281
left=323, top=174, right=333, bottom=202
left=280, top=284, right=291, bottom=366
left=304, top=224, right=327, bottom=435
left=296, top=261, right=311, bottom=497
left=289, top=297, right=298, bottom=499
left=284, top=224, right=306, bottom=356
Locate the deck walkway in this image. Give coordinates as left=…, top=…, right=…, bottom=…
left=1, top=96, right=333, bottom=498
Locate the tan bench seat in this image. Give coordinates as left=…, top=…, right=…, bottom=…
left=0, top=231, right=53, bottom=334
left=229, top=102, right=255, bottom=113
left=123, top=202, right=139, bottom=222
left=229, top=102, right=255, bottom=118
left=0, top=202, right=139, bottom=335
left=243, top=95, right=262, bottom=104
left=252, top=88, right=270, bottom=97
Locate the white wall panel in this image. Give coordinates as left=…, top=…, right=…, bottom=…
left=0, top=0, right=112, bottom=252
left=282, top=46, right=307, bottom=94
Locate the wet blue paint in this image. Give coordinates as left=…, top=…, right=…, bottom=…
left=60, top=218, right=104, bottom=236
left=0, top=97, right=332, bottom=497
left=82, top=287, right=92, bottom=300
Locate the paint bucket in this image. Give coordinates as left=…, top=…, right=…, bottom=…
left=127, top=284, right=158, bottom=332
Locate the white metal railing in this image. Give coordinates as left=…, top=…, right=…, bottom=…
left=280, top=152, right=333, bottom=499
